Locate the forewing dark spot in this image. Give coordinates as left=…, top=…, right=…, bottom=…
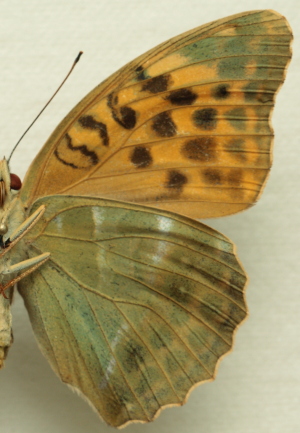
left=135, top=65, right=148, bottom=81
left=107, top=94, right=137, bottom=130
left=202, top=169, right=222, bottom=185
left=152, top=112, right=177, bottom=137
left=54, top=133, right=99, bottom=169
left=142, top=74, right=170, bottom=93
left=130, top=146, right=153, bottom=168
left=166, top=170, right=187, bottom=190
left=212, top=84, right=230, bottom=100
left=78, top=115, right=109, bottom=146
left=182, top=137, right=217, bottom=161
left=119, top=106, right=137, bottom=129
left=167, top=88, right=197, bottom=106
left=193, top=108, right=217, bottom=130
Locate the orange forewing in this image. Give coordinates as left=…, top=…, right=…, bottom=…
left=20, top=10, right=292, bottom=218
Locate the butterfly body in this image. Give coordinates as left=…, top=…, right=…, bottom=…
left=0, top=160, right=50, bottom=366
left=0, top=10, right=292, bottom=427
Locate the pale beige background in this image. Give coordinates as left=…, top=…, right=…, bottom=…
left=1, top=0, right=299, bottom=432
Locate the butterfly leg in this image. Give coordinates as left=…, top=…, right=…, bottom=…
left=0, top=204, right=49, bottom=297
left=0, top=205, right=46, bottom=257
left=0, top=252, right=50, bottom=297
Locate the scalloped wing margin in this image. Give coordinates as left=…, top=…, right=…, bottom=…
left=18, top=196, right=247, bottom=427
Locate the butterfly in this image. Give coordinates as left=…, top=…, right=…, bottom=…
left=0, top=10, right=292, bottom=428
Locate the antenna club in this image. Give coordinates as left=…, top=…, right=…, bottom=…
left=75, top=51, right=83, bottom=64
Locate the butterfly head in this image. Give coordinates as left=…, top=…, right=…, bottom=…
left=0, top=158, right=22, bottom=199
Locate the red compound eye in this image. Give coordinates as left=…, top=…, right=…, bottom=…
left=10, top=173, right=22, bottom=190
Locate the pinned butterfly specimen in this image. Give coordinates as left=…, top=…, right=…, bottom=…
left=0, top=10, right=292, bottom=428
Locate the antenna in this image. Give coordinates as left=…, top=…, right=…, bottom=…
left=7, top=51, right=83, bottom=164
